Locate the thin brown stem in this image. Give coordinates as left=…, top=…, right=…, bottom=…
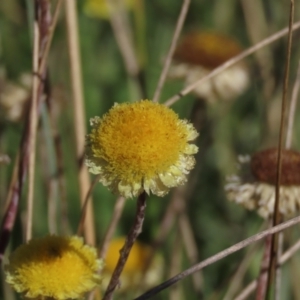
left=77, top=175, right=101, bottom=237
left=25, top=19, right=39, bottom=242
left=255, top=234, right=272, bottom=300
left=223, top=240, right=262, bottom=300
left=152, top=0, right=190, bottom=102
left=103, top=192, right=147, bottom=300
left=266, top=1, right=294, bottom=297
left=285, top=61, right=300, bottom=149
left=99, top=196, right=126, bottom=259
left=37, top=0, right=63, bottom=77
left=169, top=227, right=183, bottom=300
left=134, top=214, right=300, bottom=300
left=106, top=0, right=145, bottom=98
left=234, top=237, right=300, bottom=300
left=65, top=0, right=96, bottom=245
left=178, top=212, right=202, bottom=294
left=164, top=21, right=300, bottom=107
left=140, top=186, right=185, bottom=284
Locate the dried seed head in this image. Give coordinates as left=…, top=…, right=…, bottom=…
left=251, top=148, right=300, bottom=185
left=174, top=32, right=244, bottom=69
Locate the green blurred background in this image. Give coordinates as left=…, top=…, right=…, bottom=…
left=1, top=0, right=300, bottom=299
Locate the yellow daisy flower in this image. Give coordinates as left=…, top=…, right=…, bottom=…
left=5, top=235, right=102, bottom=300
left=85, top=100, right=198, bottom=198
left=102, top=237, right=163, bottom=293
left=84, top=0, right=134, bottom=19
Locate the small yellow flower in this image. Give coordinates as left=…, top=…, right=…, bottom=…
left=84, top=0, right=133, bottom=19
left=85, top=100, right=198, bottom=198
left=5, top=235, right=102, bottom=300
left=103, top=237, right=163, bottom=292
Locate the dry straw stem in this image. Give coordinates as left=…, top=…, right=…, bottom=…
left=235, top=238, right=300, bottom=300
left=223, top=240, right=262, bottom=300
left=0, top=0, right=62, bottom=262
left=164, top=21, right=300, bottom=107
left=152, top=0, right=191, bottom=102
left=255, top=234, right=272, bottom=300
left=169, top=229, right=184, bottom=300
left=106, top=0, right=145, bottom=98
left=99, top=196, right=126, bottom=259
left=65, top=0, right=95, bottom=245
left=37, top=0, right=63, bottom=77
left=26, top=19, right=39, bottom=242
left=178, top=212, right=202, bottom=293
left=267, top=1, right=295, bottom=296
left=285, top=61, right=300, bottom=149
left=140, top=186, right=185, bottom=284
left=134, top=214, right=300, bottom=300
left=103, top=192, right=147, bottom=300
left=76, top=175, right=101, bottom=237
left=241, top=0, right=274, bottom=101
left=0, top=1, right=61, bottom=246
left=27, top=0, right=62, bottom=241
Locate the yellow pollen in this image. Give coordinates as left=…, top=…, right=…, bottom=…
left=89, top=100, right=188, bottom=182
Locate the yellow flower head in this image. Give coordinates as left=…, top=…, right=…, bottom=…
left=84, top=0, right=133, bottom=19
left=5, top=235, right=102, bottom=300
left=85, top=100, right=198, bottom=198
left=103, top=237, right=163, bottom=292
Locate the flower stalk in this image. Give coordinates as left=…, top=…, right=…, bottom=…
left=103, top=192, right=147, bottom=300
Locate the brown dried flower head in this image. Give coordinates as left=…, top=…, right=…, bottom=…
left=169, top=31, right=250, bottom=102
left=174, top=32, right=243, bottom=69
left=225, top=148, right=300, bottom=219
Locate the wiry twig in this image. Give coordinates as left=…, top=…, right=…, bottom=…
left=0, top=0, right=61, bottom=258
left=152, top=0, right=190, bottom=102
left=106, top=0, right=146, bottom=98
left=164, top=21, right=300, bottom=107
left=169, top=228, right=183, bottom=300
left=234, top=237, right=300, bottom=300
left=103, top=192, right=147, bottom=300
left=179, top=212, right=202, bottom=294
left=26, top=0, right=53, bottom=241
left=26, top=17, right=39, bottom=241
left=134, top=214, right=300, bottom=300
left=77, top=175, right=101, bottom=237
left=139, top=186, right=185, bottom=285
left=99, top=196, right=126, bottom=259
left=241, top=0, right=274, bottom=101
left=255, top=234, right=272, bottom=300
left=65, top=0, right=96, bottom=245
left=285, top=61, right=300, bottom=149
left=266, top=1, right=294, bottom=297
left=223, top=240, right=262, bottom=300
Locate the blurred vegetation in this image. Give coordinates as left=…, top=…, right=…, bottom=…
left=1, top=0, right=300, bottom=299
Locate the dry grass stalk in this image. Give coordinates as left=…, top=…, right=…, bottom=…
left=152, top=0, right=190, bottom=102
left=65, top=0, right=96, bottom=245
left=99, top=196, right=126, bottom=259
left=135, top=214, right=300, bottom=300
left=266, top=1, right=295, bottom=296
